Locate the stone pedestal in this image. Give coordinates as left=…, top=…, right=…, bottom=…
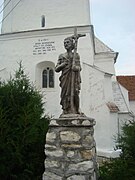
left=43, top=114, right=98, bottom=180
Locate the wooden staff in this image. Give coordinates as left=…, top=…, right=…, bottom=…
left=70, top=27, right=86, bottom=113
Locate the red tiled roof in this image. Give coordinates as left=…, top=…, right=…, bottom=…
left=117, top=76, right=135, bottom=101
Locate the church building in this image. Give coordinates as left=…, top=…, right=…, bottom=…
left=0, top=0, right=134, bottom=159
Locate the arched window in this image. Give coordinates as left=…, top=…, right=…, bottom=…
left=42, top=67, right=54, bottom=88
left=36, top=61, right=55, bottom=89
left=41, top=15, right=45, bottom=27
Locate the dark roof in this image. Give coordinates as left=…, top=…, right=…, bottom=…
left=117, top=76, right=135, bottom=101
left=106, top=102, right=119, bottom=112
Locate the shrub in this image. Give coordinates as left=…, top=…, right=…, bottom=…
left=99, top=120, right=135, bottom=180
left=0, top=63, right=49, bottom=179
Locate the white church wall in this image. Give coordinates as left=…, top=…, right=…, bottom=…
left=2, top=0, right=91, bottom=33
left=97, top=112, right=121, bottom=158
left=94, top=105, right=112, bottom=151
left=112, top=81, right=129, bottom=112
left=81, top=63, right=105, bottom=116
left=104, top=74, right=114, bottom=102
left=129, top=101, right=135, bottom=115
left=80, top=63, right=119, bottom=155
left=119, top=84, right=130, bottom=111
left=94, top=54, right=116, bottom=75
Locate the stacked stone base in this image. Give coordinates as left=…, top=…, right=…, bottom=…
left=43, top=114, right=98, bottom=180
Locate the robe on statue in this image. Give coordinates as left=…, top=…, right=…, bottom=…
left=55, top=52, right=81, bottom=114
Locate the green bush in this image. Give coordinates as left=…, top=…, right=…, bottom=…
left=0, top=63, right=49, bottom=179
left=99, top=120, right=135, bottom=180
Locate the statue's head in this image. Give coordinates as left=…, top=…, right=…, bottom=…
left=64, top=37, right=74, bottom=51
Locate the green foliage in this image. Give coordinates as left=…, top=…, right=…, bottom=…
left=0, top=63, right=49, bottom=179
left=99, top=120, right=135, bottom=180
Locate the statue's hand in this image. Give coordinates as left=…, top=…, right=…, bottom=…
left=72, top=65, right=80, bottom=71
left=63, top=57, right=68, bottom=65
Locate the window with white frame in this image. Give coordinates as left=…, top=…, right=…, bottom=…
left=36, top=61, right=55, bottom=89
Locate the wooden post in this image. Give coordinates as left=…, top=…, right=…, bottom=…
left=70, top=27, right=86, bottom=114
left=70, top=27, right=78, bottom=113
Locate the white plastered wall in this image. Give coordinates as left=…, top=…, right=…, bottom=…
left=2, top=0, right=91, bottom=33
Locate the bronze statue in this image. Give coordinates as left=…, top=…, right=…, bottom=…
left=55, top=28, right=85, bottom=115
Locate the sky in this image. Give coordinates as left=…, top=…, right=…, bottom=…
left=91, top=0, right=135, bottom=75
left=0, top=0, right=134, bottom=75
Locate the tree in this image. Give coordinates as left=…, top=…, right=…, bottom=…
left=0, top=63, right=49, bottom=179
left=99, top=119, right=135, bottom=180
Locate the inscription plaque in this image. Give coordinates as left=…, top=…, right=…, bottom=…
left=33, top=39, right=56, bottom=55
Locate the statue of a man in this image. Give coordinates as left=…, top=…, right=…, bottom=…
left=55, top=36, right=81, bottom=115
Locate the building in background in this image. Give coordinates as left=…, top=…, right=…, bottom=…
left=0, top=0, right=134, bottom=158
